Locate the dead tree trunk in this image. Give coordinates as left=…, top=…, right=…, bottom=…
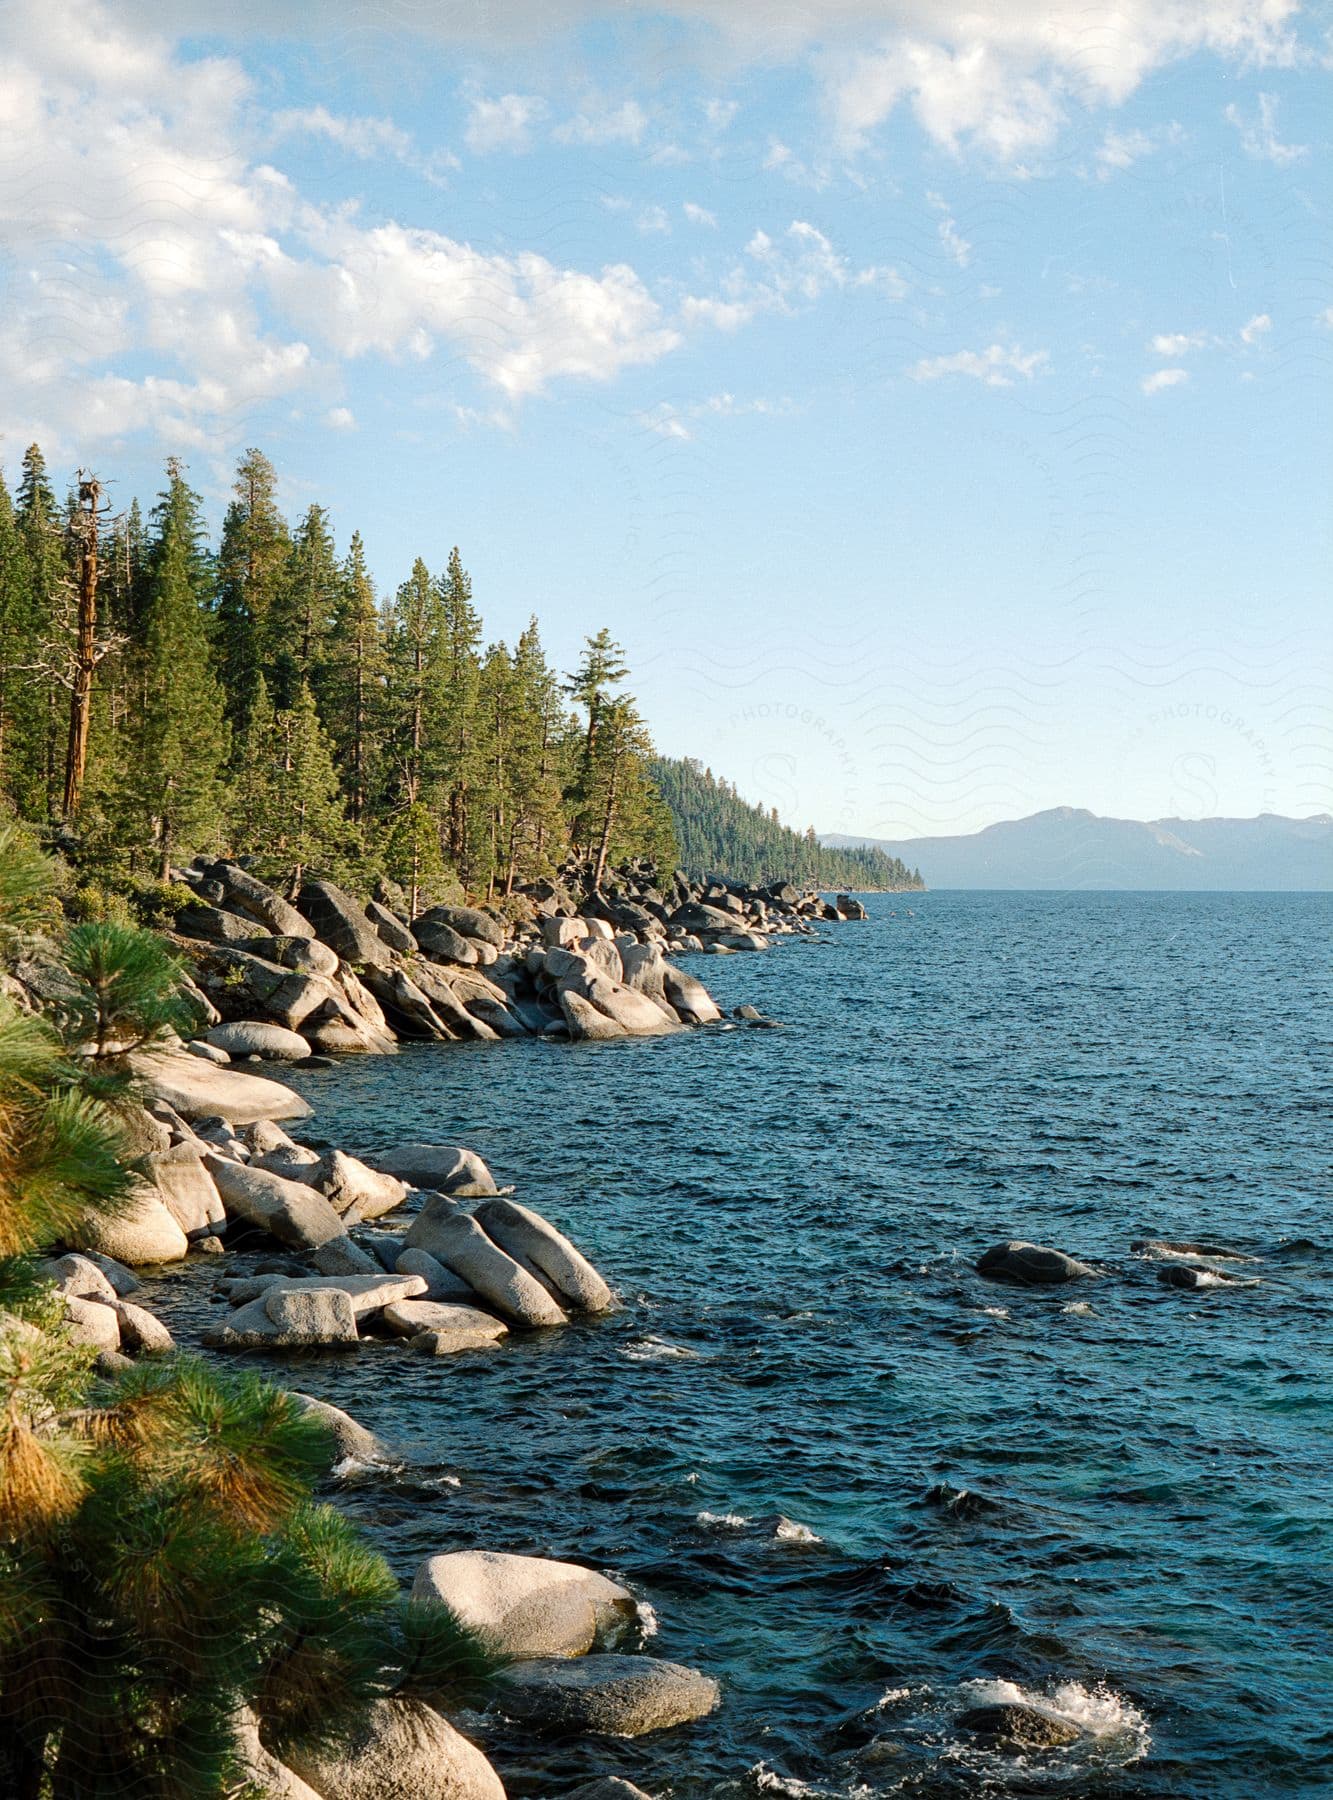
left=62, top=476, right=102, bottom=820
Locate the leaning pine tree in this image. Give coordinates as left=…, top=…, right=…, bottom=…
left=0, top=827, right=496, bottom=1798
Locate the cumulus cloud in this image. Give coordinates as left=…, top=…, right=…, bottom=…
left=909, top=343, right=1048, bottom=387
left=1225, top=91, right=1307, bottom=163
left=464, top=91, right=545, bottom=154
left=325, top=405, right=356, bottom=429
left=553, top=99, right=648, bottom=145
left=105, top=0, right=1308, bottom=170
left=1240, top=311, right=1272, bottom=343
left=1150, top=330, right=1209, bottom=355
left=0, top=0, right=683, bottom=460
left=1142, top=367, right=1189, bottom=394
left=272, top=106, right=460, bottom=184
left=683, top=201, right=717, bottom=227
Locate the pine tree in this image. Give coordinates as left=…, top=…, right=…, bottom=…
left=0, top=470, right=43, bottom=817
left=127, top=461, right=230, bottom=877
left=565, top=629, right=630, bottom=862
left=215, top=448, right=291, bottom=734
left=15, top=444, right=68, bottom=815
left=437, top=547, right=482, bottom=873
left=230, top=671, right=279, bottom=849
left=502, top=619, right=568, bottom=891
left=0, top=851, right=498, bottom=1796
left=326, top=533, right=384, bottom=823
left=275, top=503, right=339, bottom=713
left=386, top=556, right=444, bottom=809
left=270, top=681, right=351, bottom=882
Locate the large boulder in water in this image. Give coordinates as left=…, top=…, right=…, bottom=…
left=284, top=1699, right=504, bottom=1800
left=975, top=1241, right=1098, bottom=1285
left=147, top=1145, right=226, bottom=1240
left=383, top=1300, right=510, bottom=1351
left=412, top=1550, right=635, bottom=1657
left=205, top=1158, right=346, bottom=1249
left=404, top=1211, right=566, bottom=1328
left=369, top=1144, right=498, bottom=1195
left=289, top=1392, right=401, bottom=1467
left=661, top=964, right=722, bottom=1025
left=133, top=1047, right=312, bottom=1124
left=496, top=1654, right=720, bottom=1736
left=474, top=1197, right=612, bottom=1313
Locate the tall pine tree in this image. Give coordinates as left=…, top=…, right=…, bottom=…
left=127, top=460, right=230, bottom=877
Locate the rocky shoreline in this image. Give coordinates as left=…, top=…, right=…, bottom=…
left=159, top=856, right=867, bottom=1054
left=22, top=877, right=870, bottom=1798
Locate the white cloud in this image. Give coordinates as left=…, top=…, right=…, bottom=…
left=464, top=91, right=545, bottom=154
left=1142, top=367, right=1189, bottom=394
left=272, top=105, right=459, bottom=184
left=909, top=343, right=1048, bottom=387
left=1319, top=307, right=1333, bottom=330
left=553, top=99, right=648, bottom=146
left=636, top=205, right=670, bottom=233
left=684, top=218, right=908, bottom=332
left=638, top=389, right=796, bottom=440
left=927, top=191, right=970, bottom=268
left=1093, top=120, right=1184, bottom=176
left=1150, top=330, right=1209, bottom=355
left=1240, top=311, right=1271, bottom=343
left=0, top=3, right=685, bottom=460
left=104, top=0, right=1307, bottom=170
left=683, top=201, right=717, bottom=227
left=1224, top=92, right=1307, bottom=164
left=702, top=98, right=738, bottom=131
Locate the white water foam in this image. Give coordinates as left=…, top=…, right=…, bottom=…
left=696, top=1509, right=752, bottom=1530
left=959, top=1677, right=1150, bottom=1754
left=1061, top=1300, right=1096, bottom=1316
left=773, top=1516, right=823, bottom=1544
left=620, top=1335, right=701, bottom=1362
left=635, top=1599, right=660, bottom=1638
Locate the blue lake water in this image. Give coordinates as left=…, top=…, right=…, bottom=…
left=147, top=891, right=1333, bottom=1796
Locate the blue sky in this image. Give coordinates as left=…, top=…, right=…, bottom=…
left=1, top=0, right=1329, bottom=837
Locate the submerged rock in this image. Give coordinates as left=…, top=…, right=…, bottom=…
left=975, top=1241, right=1098, bottom=1285
left=289, top=1392, right=400, bottom=1467
left=956, top=1701, right=1080, bottom=1750
left=384, top=1300, right=510, bottom=1351
left=1157, top=1262, right=1240, bottom=1290
left=412, top=1549, right=635, bottom=1658
left=497, top=1654, right=720, bottom=1736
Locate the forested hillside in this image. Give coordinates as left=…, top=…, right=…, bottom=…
left=653, top=758, right=923, bottom=891
left=0, top=444, right=676, bottom=910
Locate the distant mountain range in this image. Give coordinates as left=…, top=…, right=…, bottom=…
left=822, top=809, right=1333, bottom=890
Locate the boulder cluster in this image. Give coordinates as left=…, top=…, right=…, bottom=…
left=45, top=1048, right=613, bottom=1357
left=164, top=857, right=866, bottom=1056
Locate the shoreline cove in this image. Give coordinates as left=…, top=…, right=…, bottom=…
left=121, top=890, right=1329, bottom=1798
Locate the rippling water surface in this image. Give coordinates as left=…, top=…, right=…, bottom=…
left=146, top=892, right=1333, bottom=1797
